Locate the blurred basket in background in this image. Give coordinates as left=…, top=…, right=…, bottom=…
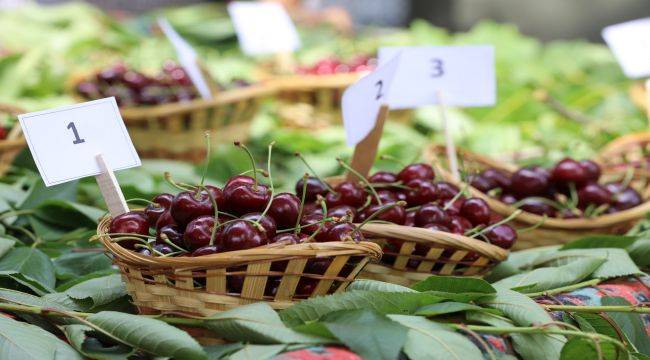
left=0, top=104, right=27, bottom=176
left=598, top=131, right=650, bottom=180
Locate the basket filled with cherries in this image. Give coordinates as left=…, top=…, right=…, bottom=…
left=425, top=145, right=650, bottom=249
left=0, top=104, right=27, bottom=177
left=97, top=141, right=381, bottom=316
left=73, top=62, right=274, bottom=162
left=597, top=131, right=650, bottom=181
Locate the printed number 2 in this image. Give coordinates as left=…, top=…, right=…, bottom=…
left=431, top=58, right=444, bottom=78
left=67, top=122, right=86, bottom=145
left=375, top=80, right=384, bottom=100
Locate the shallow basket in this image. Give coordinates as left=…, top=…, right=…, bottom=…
left=424, top=144, right=650, bottom=250
left=98, top=216, right=381, bottom=316
left=597, top=131, right=650, bottom=180
left=0, top=104, right=26, bottom=176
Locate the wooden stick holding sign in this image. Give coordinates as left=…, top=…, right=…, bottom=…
left=347, top=105, right=390, bottom=182
left=645, top=79, right=650, bottom=126
left=436, top=91, right=460, bottom=181
left=95, top=154, right=129, bottom=217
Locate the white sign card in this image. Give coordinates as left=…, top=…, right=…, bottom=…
left=18, top=98, right=141, bottom=187
left=378, top=45, right=496, bottom=109
left=342, top=53, right=402, bottom=146
left=602, top=18, right=650, bottom=78
left=157, top=17, right=213, bottom=99
left=227, top=1, right=300, bottom=56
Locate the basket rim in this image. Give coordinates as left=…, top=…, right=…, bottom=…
left=268, top=72, right=365, bottom=91
left=597, top=131, right=650, bottom=159
left=98, top=216, right=382, bottom=268
left=424, top=144, right=650, bottom=230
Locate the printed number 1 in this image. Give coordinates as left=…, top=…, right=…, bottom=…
left=375, top=80, right=384, bottom=100
left=67, top=122, right=86, bottom=145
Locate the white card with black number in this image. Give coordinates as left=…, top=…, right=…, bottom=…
left=18, top=98, right=141, bottom=187
left=378, top=45, right=496, bottom=109
left=603, top=18, right=650, bottom=78
left=342, top=53, right=401, bottom=146
left=228, top=1, right=300, bottom=56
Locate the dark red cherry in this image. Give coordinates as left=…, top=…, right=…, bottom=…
left=305, top=258, right=332, bottom=274
left=137, top=247, right=152, bottom=256
left=359, top=203, right=406, bottom=225
left=397, top=163, right=435, bottom=183
left=414, top=204, right=449, bottom=227
left=510, top=167, right=549, bottom=197
left=559, top=209, right=580, bottom=219
left=170, top=190, right=213, bottom=227
left=551, top=158, right=587, bottom=184
left=225, top=175, right=256, bottom=189
left=482, top=168, right=512, bottom=190
left=500, top=193, right=518, bottom=205
left=156, top=224, right=184, bottom=248
left=183, top=216, right=216, bottom=251
left=192, top=245, right=220, bottom=257
left=448, top=215, right=472, bottom=235
left=152, top=243, right=174, bottom=255
left=327, top=205, right=357, bottom=220
left=325, top=181, right=365, bottom=208
left=295, top=177, right=328, bottom=202
left=153, top=193, right=174, bottom=208
left=109, top=211, right=149, bottom=249
left=371, top=189, right=398, bottom=205
left=295, top=278, right=318, bottom=297
left=611, top=186, right=642, bottom=211
left=404, top=210, right=416, bottom=226
left=122, top=71, right=151, bottom=90
left=240, top=212, right=277, bottom=240
left=441, top=197, right=465, bottom=216
left=460, top=197, right=491, bottom=226
left=434, top=181, right=459, bottom=201
left=577, top=183, right=613, bottom=208
left=486, top=224, right=517, bottom=249
left=369, top=171, right=397, bottom=183
left=144, top=203, right=166, bottom=226
left=267, top=193, right=300, bottom=229
left=323, top=222, right=363, bottom=242
left=221, top=220, right=267, bottom=251
left=204, top=185, right=227, bottom=211
left=469, top=175, right=496, bottom=193
left=579, top=160, right=601, bottom=182
left=223, top=183, right=271, bottom=216
left=518, top=198, right=557, bottom=217
left=270, top=233, right=301, bottom=245
left=155, top=211, right=175, bottom=232
left=300, top=213, right=325, bottom=235
left=404, top=179, right=437, bottom=206
left=97, top=63, right=126, bottom=84
left=423, top=223, right=450, bottom=233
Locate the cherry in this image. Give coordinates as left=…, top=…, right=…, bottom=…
left=510, top=167, right=549, bottom=197
left=414, top=204, right=449, bottom=227
left=270, top=233, right=302, bottom=244
left=325, top=181, right=365, bottom=208
left=144, top=193, right=174, bottom=225
left=109, top=211, right=149, bottom=249
left=327, top=205, right=357, bottom=220
left=240, top=212, right=277, bottom=240
left=518, top=198, right=557, bottom=217
left=225, top=175, right=256, bottom=189
left=305, top=258, right=332, bottom=274
left=577, top=183, right=613, bottom=208
left=485, top=224, right=517, bottom=249
left=359, top=203, right=406, bottom=225
left=404, top=210, right=416, bottom=226
left=423, top=223, right=450, bottom=233
left=369, top=171, right=397, bottom=183
left=323, top=222, right=363, bottom=242
left=152, top=243, right=174, bottom=255
left=97, top=63, right=126, bottom=84
left=223, top=182, right=271, bottom=216
left=460, top=197, right=491, bottom=226
left=371, top=189, right=398, bottom=205
left=170, top=190, right=213, bottom=227
left=205, top=185, right=227, bottom=211
left=610, top=186, right=642, bottom=211
left=580, top=160, right=601, bottom=182
left=397, top=163, right=435, bottom=183
left=123, top=71, right=150, bottom=90
left=156, top=224, right=184, bottom=248
left=183, top=216, right=217, bottom=251
left=192, top=245, right=220, bottom=257
left=300, top=213, right=325, bottom=235
left=404, top=179, right=437, bottom=206
left=295, top=177, right=328, bottom=202
left=448, top=215, right=472, bottom=235
left=267, top=193, right=300, bottom=229
left=500, top=193, right=518, bottom=205
left=434, top=182, right=460, bottom=201
left=469, top=175, right=496, bottom=193
left=551, top=158, right=587, bottom=185
left=559, top=209, right=580, bottom=219
left=221, top=220, right=267, bottom=251
left=441, top=197, right=465, bottom=216
left=265, top=277, right=282, bottom=297
left=155, top=211, right=176, bottom=232
left=295, top=278, right=318, bottom=296
left=482, top=168, right=512, bottom=190
left=138, top=248, right=152, bottom=256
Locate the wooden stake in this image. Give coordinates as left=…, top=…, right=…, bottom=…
left=347, top=105, right=390, bottom=182
left=196, top=59, right=221, bottom=96
left=274, top=52, right=296, bottom=74
left=437, top=91, right=460, bottom=181
left=644, top=79, right=650, bottom=127
left=95, top=154, right=128, bottom=218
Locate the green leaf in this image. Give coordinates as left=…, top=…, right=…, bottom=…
left=203, top=343, right=244, bottom=359
left=560, top=337, right=607, bottom=360
left=601, top=297, right=650, bottom=355
left=62, top=325, right=134, bottom=360
left=348, top=279, right=416, bottom=292
left=0, top=287, right=81, bottom=311
left=0, top=247, right=55, bottom=292
left=0, top=315, right=83, bottom=359
left=19, top=180, right=77, bottom=210
left=64, top=274, right=126, bottom=309
left=55, top=269, right=118, bottom=292
left=54, top=252, right=113, bottom=280
left=535, top=248, right=642, bottom=279
left=0, top=237, right=15, bottom=259
left=280, top=291, right=443, bottom=326
left=86, top=311, right=207, bottom=360
left=389, top=315, right=483, bottom=360
left=322, top=309, right=407, bottom=360
left=415, top=302, right=501, bottom=317
left=410, top=275, right=496, bottom=302
left=228, top=344, right=287, bottom=360
left=627, top=238, right=650, bottom=267
left=485, top=246, right=560, bottom=282
left=204, top=302, right=328, bottom=344
left=560, top=235, right=638, bottom=250
left=573, top=313, right=627, bottom=359
left=34, top=200, right=104, bottom=229
left=493, top=256, right=605, bottom=293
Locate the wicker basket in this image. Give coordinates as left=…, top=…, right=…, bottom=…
left=629, top=82, right=647, bottom=113
left=424, top=145, right=650, bottom=250
left=98, top=216, right=381, bottom=316
left=597, top=132, right=650, bottom=180
left=0, top=104, right=26, bottom=177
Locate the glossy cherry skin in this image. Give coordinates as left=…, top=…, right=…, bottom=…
left=518, top=198, right=557, bottom=217
left=404, top=179, right=437, bottom=206
left=270, top=233, right=302, bottom=245
left=577, top=183, right=613, bottom=208
left=414, top=223, right=451, bottom=256
left=137, top=247, right=152, bottom=256
left=183, top=216, right=217, bottom=251
left=204, top=185, right=227, bottom=211
left=559, top=209, right=580, bottom=219
left=109, top=212, right=149, bottom=249
left=359, top=203, right=406, bottom=225
left=220, top=220, right=267, bottom=251
left=510, top=167, right=549, bottom=197
left=397, top=163, right=435, bottom=183
left=434, top=182, right=460, bottom=201
left=448, top=215, right=472, bottom=235
left=486, top=224, right=517, bottom=249
left=482, top=168, right=512, bottom=190
left=469, top=175, right=496, bottom=193
left=551, top=158, right=587, bottom=185
left=223, top=183, right=271, bottom=216
left=371, top=189, right=398, bottom=205
left=156, top=224, right=184, bottom=248
left=267, top=193, right=300, bottom=229
left=460, top=197, right=491, bottom=226
left=441, top=197, right=465, bottom=216
left=369, top=171, right=398, bottom=183
left=500, top=193, right=518, bottom=205
left=152, top=243, right=174, bottom=255
left=608, top=185, right=642, bottom=211
left=323, top=222, right=363, bottom=242
left=225, top=175, right=256, bottom=189
left=144, top=193, right=174, bottom=225
left=240, top=212, right=277, bottom=240
left=325, top=181, right=365, bottom=208
left=170, top=190, right=213, bottom=227
left=192, top=245, right=220, bottom=257
left=295, top=176, right=328, bottom=202
left=300, top=213, right=325, bottom=235
left=580, top=160, right=601, bottom=183
left=404, top=210, right=416, bottom=226
left=327, top=205, right=357, bottom=220
left=414, top=203, right=449, bottom=227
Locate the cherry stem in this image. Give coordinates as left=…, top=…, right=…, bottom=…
left=443, top=182, right=469, bottom=211
left=511, top=196, right=564, bottom=211
left=200, top=131, right=211, bottom=187
left=306, top=197, right=329, bottom=242
left=239, top=169, right=269, bottom=178
left=160, top=234, right=189, bottom=253
left=164, top=172, right=194, bottom=192
left=379, top=154, right=406, bottom=167
left=235, top=141, right=258, bottom=189
left=0, top=210, right=35, bottom=222
left=568, top=182, right=579, bottom=210
left=107, top=232, right=155, bottom=239
left=357, top=201, right=406, bottom=229
left=337, top=157, right=382, bottom=205
left=294, top=152, right=334, bottom=193
left=126, top=198, right=156, bottom=206
left=294, top=173, right=309, bottom=235
left=277, top=215, right=338, bottom=234
left=517, top=215, right=547, bottom=233
left=471, top=210, right=522, bottom=239
left=111, top=236, right=150, bottom=246
left=257, top=142, right=276, bottom=225
left=370, top=182, right=412, bottom=190
left=198, top=185, right=219, bottom=246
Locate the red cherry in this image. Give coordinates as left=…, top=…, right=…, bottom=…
left=441, top=197, right=465, bottom=216
left=404, top=210, right=416, bottom=226
left=397, top=163, right=435, bottom=183
left=369, top=171, right=398, bottom=183
left=323, top=222, right=363, bottom=242
left=295, top=177, right=328, bottom=202
left=371, top=189, right=398, bottom=204
left=518, top=198, right=556, bottom=217
left=225, top=175, right=256, bottom=189
left=223, top=183, right=271, bottom=216
left=325, top=181, right=365, bottom=208
left=482, top=168, right=512, bottom=190
left=138, top=247, right=152, bottom=256
left=156, top=224, right=184, bottom=248
left=469, top=175, right=496, bottom=193
left=205, top=185, right=227, bottom=211
left=551, top=158, right=587, bottom=184
left=183, top=216, right=216, bottom=251
left=460, top=197, right=491, bottom=226
left=152, top=243, right=174, bottom=255
left=170, top=190, right=213, bottom=227
left=267, top=193, right=300, bottom=229
left=240, top=212, right=277, bottom=240
left=404, top=179, right=437, bottom=206
left=414, top=204, right=449, bottom=227
left=300, top=213, right=325, bottom=235
left=155, top=211, right=175, bottom=232
left=486, top=224, right=517, bottom=249
left=448, top=215, right=472, bottom=234
left=305, top=258, right=332, bottom=274
left=359, top=203, right=406, bottom=225
left=144, top=193, right=174, bottom=225
left=109, top=211, right=149, bottom=249
left=577, top=183, right=613, bottom=208
left=327, top=205, right=357, bottom=220
left=221, top=220, right=267, bottom=251
left=295, top=278, right=318, bottom=296
left=270, top=233, right=301, bottom=245
left=579, top=160, right=601, bottom=183
left=510, top=167, right=549, bottom=197
left=434, top=182, right=459, bottom=201
left=500, top=193, right=518, bottom=205
left=607, top=184, right=642, bottom=211
left=192, top=245, right=220, bottom=256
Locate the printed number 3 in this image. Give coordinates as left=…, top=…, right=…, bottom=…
left=375, top=80, right=384, bottom=100
left=431, top=58, right=444, bottom=78
left=67, top=122, right=85, bottom=145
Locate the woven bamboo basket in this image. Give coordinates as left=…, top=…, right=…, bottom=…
left=424, top=145, right=650, bottom=250
left=597, top=131, right=650, bottom=180
left=98, top=216, right=382, bottom=317
left=0, top=104, right=26, bottom=177
left=324, top=176, right=509, bottom=286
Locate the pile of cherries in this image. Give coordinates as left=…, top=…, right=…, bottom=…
left=76, top=61, right=249, bottom=107
left=469, top=157, right=643, bottom=218
left=295, top=55, right=376, bottom=75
